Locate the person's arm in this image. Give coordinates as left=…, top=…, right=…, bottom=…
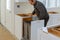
left=28, top=9, right=35, bottom=16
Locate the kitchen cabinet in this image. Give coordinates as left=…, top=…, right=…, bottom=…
left=15, top=15, right=23, bottom=40
left=40, top=30, right=49, bottom=40
left=15, top=14, right=35, bottom=40
left=31, top=13, right=60, bottom=40
left=1, top=0, right=6, bottom=26
left=31, top=20, right=44, bottom=40
left=15, top=0, right=28, bottom=2
left=38, top=29, right=48, bottom=40
left=11, top=0, right=15, bottom=35
left=0, top=0, right=1, bottom=23
left=5, top=0, right=15, bottom=35
left=37, top=28, right=60, bottom=40
left=51, top=14, right=60, bottom=25
left=47, top=14, right=60, bottom=27
left=1, top=0, right=15, bottom=37
left=5, top=10, right=15, bottom=34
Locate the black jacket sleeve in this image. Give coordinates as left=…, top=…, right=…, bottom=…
left=32, top=9, right=35, bottom=15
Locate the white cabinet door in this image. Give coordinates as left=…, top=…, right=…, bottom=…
left=52, top=14, right=60, bottom=25
left=1, top=0, right=6, bottom=26
left=37, top=29, right=49, bottom=40
left=37, top=29, right=60, bottom=40
left=5, top=0, right=15, bottom=34
left=6, top=10, right=14, bottom=34
left=47, top=33, right=60, bottom=40
left=31, top=20, right=44, bottom=40
left=15, top=15, right=23, bottom=40
left=47, top=14, right=60, bottom=27
left=11, top=0, right=15, bottom=34
left=41, top=32, right=49, bottom=40
left=47, top=14, right=53, bottom=26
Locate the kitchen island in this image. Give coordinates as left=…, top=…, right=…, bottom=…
left=15, top=13, right=44, bottom=40
left=15, top=12, right=60, bottom=40
left=31, top=12, right=60, bottom=40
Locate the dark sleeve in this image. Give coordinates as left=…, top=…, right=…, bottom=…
left=35, top=2, right=44, bottom=12
left=32, top=9, right=35, bottom=15
left=36, top=3, right=46, bottom=12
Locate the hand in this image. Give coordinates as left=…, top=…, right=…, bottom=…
left=29, top=14, right=33, bottom=17
left=25, top=13, right=32, bottom=17
left=33, top=14, right=37, bottom=16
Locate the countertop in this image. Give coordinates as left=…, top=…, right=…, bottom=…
left=17, top=14, right=32, bottom=21
left=48, top=26, right=60, bottom=37
left=16, top=12, right=59, bottom=22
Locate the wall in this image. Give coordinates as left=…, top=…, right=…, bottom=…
left=15, top=2, right=60, bottom=14
left=15, top=2, right=34, bottom=14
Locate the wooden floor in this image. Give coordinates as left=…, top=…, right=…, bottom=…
left=0, top=24, right=17, bottom=40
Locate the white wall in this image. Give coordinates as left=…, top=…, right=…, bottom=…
left=15, top=2, right=34, bottom=14
left=15, top=2, right=60, bottom=14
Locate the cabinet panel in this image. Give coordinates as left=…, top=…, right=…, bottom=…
left=31, top=20, right=44, bottom=40
left=6, top=10, right=12, bottom=33
left=52, top=14, right=60, bottom=25
left=15, top=15, right=23, bottom=40
left=6, top=10, right=15, bottom=34
left=47, top=34, right=60, bottom=40
left=5, top=0, right=15, bottom=35
left=47, top=14, right=60, bottom=27
left=37, top=29, right=49, bottom=40
left=38, top=28, right=60, bottom=40
left=1, top=0, right=6, bottom=26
